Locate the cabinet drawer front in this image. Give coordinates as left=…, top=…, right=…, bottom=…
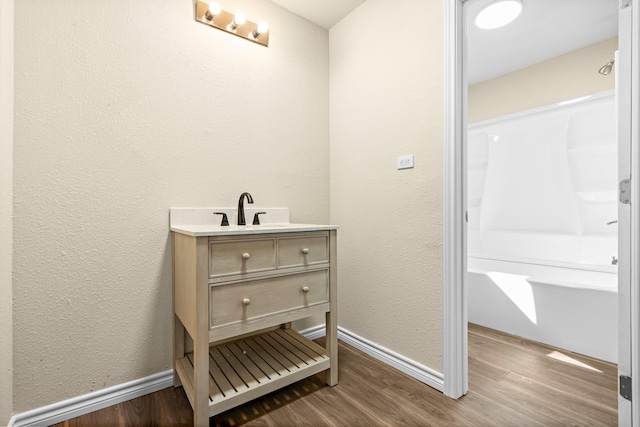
left=209, top=270, right=328, bottom=328
left=278, top=235, right=328, bottom=268
left=209, top=239, right=276, bottom=277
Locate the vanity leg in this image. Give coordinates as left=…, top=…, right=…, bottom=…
left=326, top=229, right=338, bottom=386
left=325, top=311, right=338, bottom=386
left=173, top=314, right=185, bottom=387
left=193, top=235, right=210, bottom=427
left=193, top=337, right=210, bottom=427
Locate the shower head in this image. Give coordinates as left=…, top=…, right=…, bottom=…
left=598, top=58, right=615, bottom=75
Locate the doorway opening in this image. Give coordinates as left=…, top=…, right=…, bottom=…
left=443, top=0, right=638, bottom=423
left=464, top=0, right=619, bottom=418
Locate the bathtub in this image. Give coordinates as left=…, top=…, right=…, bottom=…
left=468, top=255, right=618, bottom=363
left=467, top=92, right=618, bottom=363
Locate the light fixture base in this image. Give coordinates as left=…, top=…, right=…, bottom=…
left=195, top=1, right=269, bottom=47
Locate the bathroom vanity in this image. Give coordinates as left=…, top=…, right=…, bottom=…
left=170, top=208, right=337, bottom=427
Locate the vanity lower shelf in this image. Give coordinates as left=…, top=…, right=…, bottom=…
left=175, top=328, right=330, bottom=417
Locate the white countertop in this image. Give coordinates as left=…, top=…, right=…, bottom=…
left=169, top=208, right=336, bottom=237
left=170, top=223, right=337, bottom=237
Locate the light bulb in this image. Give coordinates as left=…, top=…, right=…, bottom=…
left=475, top=0, right=522, bottom=30
left=205, top=2, right=220, bottom=21
left=257, top=21, right=269, bottom=33
left=252, top=21, right=269, bottom=38
left=233, top=12, right=246, bottom=27
left=208, top=2, right=221, bottom=15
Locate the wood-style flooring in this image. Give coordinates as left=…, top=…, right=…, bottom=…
left=52, top=324, right=618, bottom=426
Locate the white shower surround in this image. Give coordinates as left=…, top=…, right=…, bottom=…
left=467, top=91, right=618, bottom=363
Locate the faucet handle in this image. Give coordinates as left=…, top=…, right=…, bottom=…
left=252, top=212, right=266, bottom=225
left=213, top=212, right=229, bottom=226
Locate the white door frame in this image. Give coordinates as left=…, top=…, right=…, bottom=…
left=626, top=1, right=640, bottom=423
left=443, top=0, right=468, bottom=399
left=442, top=2, right=640, bottom=422
left=618, top=2, right=633, bottom=425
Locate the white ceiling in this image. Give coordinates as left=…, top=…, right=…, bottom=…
left=467, top=0, right=619, bottom=84
left=272, top=0, right=619, bottom=84
left=270, top=0, right=366, bottom=29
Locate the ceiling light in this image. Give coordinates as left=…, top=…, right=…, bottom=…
left=475, top=0, right=523, bottom=30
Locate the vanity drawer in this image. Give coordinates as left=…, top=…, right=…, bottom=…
left=209, top=270, right=328, bottom=328
left=278, top=235, right=328, bottom=268
left=209, top=239, right=276, bottom=277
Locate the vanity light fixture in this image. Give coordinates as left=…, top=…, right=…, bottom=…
left=475, top=0, right=523, bottom=30
left=195, top=0, right=269, bottom=47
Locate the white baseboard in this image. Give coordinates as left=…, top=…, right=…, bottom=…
left=10, top=326, right=443, bottom=426
left=300, top=325, right=444, bottom=392
left=298, top=324, right=326, bottom=341
left=9, top=370, right=174, bottom=427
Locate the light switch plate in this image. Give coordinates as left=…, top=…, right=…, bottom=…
left=397, top=155, right=414, bottom=169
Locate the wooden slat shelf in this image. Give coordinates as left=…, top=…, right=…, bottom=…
left=175, top=328, right=331, bottom=417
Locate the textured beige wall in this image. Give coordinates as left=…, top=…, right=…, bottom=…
left=469, top=37, right=618, bottom=123
left=13, top=0, right=328, bottom=412
left=0, top=0, right=14, bottom=423
left=329, top=0, right=444, bottom=370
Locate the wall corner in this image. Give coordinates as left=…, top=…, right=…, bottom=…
left=0, top=0, right=15, bottom=423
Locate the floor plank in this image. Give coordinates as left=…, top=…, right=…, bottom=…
left=51, top=324, right=618, bottom=426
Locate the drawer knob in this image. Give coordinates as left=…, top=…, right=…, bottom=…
left=301, top=248, right=310, bottom=255
left=242, top=253, right=251, bottom=260
left=302, top=286, right=310, bottom=293
left=242, top=298, right=251, bottom=306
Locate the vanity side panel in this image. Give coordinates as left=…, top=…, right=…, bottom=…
left=173, top=232, right=199, bottom=338
left=173, top=232, right=210, bottom=426
left=172, top=232, right=184, bottom=388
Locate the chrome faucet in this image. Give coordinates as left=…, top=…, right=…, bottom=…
left=237, top=192, right=254, bottom=225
